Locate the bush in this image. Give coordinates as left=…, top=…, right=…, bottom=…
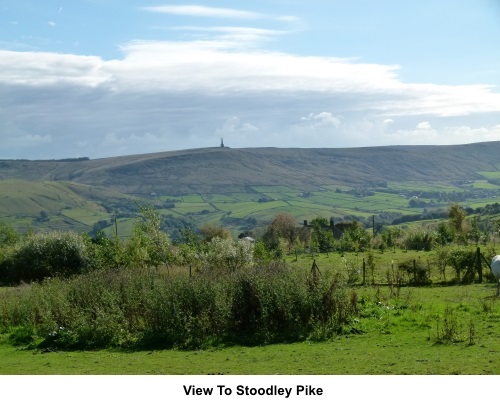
left=0, top=231, right=91, bottom=285
left=447, top=248, right=477, bottom=284
left=401, top=227, right=433, bottom=251
left=0, top=266, right=358, bottom=350
left=200, top=237, right=254, bottom=273
left=398, top=259, right=431, bottom=286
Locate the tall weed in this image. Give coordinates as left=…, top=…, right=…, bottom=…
left=0, top=265, right=358, bottom=350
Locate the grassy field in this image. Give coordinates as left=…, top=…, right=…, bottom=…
left=3, top=174, right=500, bottom=239
left=1, top=248, right=499, bottom=375
left=1, top=282, right=499, bottom=375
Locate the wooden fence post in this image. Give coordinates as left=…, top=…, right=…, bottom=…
left=477, top=247, right=482, bottom=283
left=413, top=259, right=416, bottom=285
left=310, top=259, right=321, bottom=287
left=362, top=258, right=366, bottom=285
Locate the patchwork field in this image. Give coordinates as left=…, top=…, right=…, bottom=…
left=2, top=172, right=500, bottom=239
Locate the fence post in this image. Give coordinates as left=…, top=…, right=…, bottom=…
left=413, top=259, right=416, bottom=285
left=362, top=258, right=366, bottom=285
left=477, top=247, right=482, bottom=283
left=310, top=259, right=320, bottom=287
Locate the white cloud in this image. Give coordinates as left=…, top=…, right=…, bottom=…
left=0, top=50, right=108, bottom=87
left=277, top=16, right=301, bottom=23
left=216, top=117, right=258, bottom=137
left=102, top=39, right=500, bottom=119
left=383, top=123, right=500, bottom=146
left=416, top=121, right=431, bottom=130
left=107, top=40, right=404, bottom=96
left=167, top=25, right=287, bottom=43
left=143, top=5, right=262, bottom=19
left=170, top=26, right=285, bottom=36
left=1, top=36, right=500, bottom=158
left=143, top=5, right=302, bottom=28
left=48, top=21, right=56, bottom=27
left=301, top=112, right=341, bottom=128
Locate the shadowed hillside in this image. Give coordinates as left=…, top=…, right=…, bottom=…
left=1, top=142, right=500, bottom=195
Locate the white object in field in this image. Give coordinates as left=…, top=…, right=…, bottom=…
left=490, top=255, right=500, bottom=296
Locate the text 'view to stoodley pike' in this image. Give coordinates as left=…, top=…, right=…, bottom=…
left=183, top=384, right=324, bottom=398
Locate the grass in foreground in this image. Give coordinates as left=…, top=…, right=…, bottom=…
left=1, top=284, right=499, bottom=375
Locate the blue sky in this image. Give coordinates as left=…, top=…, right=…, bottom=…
left=1, top=1, right=500, bottom=159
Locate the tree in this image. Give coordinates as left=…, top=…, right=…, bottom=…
left=262, top=213, right=302, bottom=256
left=124, top=207, right=172, bottom=269
left=341, top=221, right=370, bottom=253
left=175, top=228, right=203, bottom=268
left=0, top=221, right=20, bottom=247
left=199, top=224, right=232, bottom=242
left=467, top=215, right=481, bottom=246
left=262, top=213, right=301, bottom=257
left=434, top=222, right=454, bottom=246
left=448, top=203, right=467, bottom=241
left=269, top=213, right=299, bottom=246
left=310, top=217, right=335, bottom=254
left=201, top=237, right=253, bottom=273
left=87, top=230, right=124, bottom=270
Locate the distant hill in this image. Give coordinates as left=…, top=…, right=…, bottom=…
left=2, top=142, right=500, bottom=195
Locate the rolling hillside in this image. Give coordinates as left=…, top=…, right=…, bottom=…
left=1, top=141, right=500, bottom=235
left=1, top=142, right=500, bottom=195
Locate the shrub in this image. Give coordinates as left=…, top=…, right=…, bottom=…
left=0, top=265, right=358, bottom=350
left=200, top=237, right=254, bottom=273
left=0, top=231, right=91, bottom=285
left=398, top=258, right=431, bottom=286
left=402, top=227, right=433, bottom=251
left=0, top=221, right=20, bottom=247
left=447, top=248, right=477, bottom=284
left=123, top=208, right=173, bottom=269
left=340, top=257, right=361, bottom=285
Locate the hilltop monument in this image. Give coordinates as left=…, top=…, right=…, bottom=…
left=220, top=138, right=225, bottom=148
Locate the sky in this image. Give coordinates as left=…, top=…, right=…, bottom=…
left=1, top=0, right=500, bottom=159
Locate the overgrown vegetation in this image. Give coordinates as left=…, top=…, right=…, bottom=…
left=0, top=200, right=499, bottom=353
left=0, top=266, right=358, bottom=350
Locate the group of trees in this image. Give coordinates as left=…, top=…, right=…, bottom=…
left=0, top=208, right=258, bottom=285
left=5, top=202, right=500, bottom=351
left=0, top=202, right=498, bottom=286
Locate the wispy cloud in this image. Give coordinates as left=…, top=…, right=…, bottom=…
left=143, top=5, right=263, bottom=19
left=144, top=4, right=303, bottom=48
left=163, top=25, right=288, bottom=45
left=168, top=25, right=287, bottom=37
left=143, top=4, right=302, bottom=25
